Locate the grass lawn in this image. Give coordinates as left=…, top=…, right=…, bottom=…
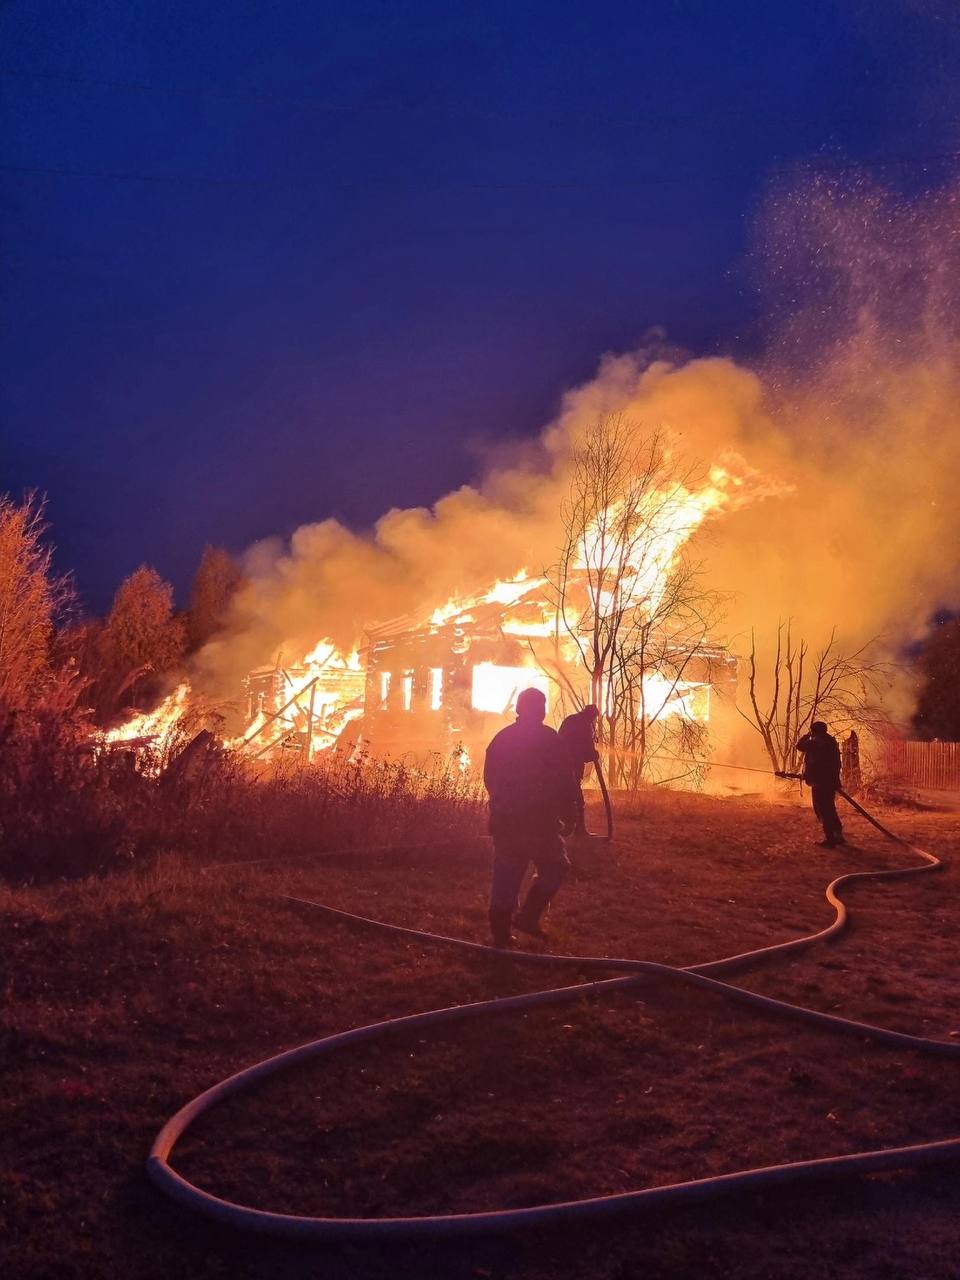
left=3, top=788, right=960, bottom=1280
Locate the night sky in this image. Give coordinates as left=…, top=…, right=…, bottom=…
left=3, top=1, right=958, bottom=611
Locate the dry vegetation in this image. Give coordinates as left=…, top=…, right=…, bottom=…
left=3, top=788, right=960, bottom=1280
left=0, top=716, right=485, bottom=882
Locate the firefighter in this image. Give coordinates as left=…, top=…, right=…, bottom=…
left=483, top=687, right=579, bottom=947
left=558, top=703, right=600, bottom=838
left=795, top=721, right=846, bottom=848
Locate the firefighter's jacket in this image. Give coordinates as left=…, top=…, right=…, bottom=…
left=484, top=720, right=579, bottom=840
left=795, top=731, right=842, bottom=788
left=558, top=709, right=600, bottom=768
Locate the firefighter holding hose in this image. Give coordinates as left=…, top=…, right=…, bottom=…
left=483, top=687, right=579, bottom=947
left=795, top=720, right=846, bottom=848
left=558, top=703, right=600, bottom=839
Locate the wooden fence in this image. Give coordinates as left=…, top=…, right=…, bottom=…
left=883, top=740, right=960, bottom=791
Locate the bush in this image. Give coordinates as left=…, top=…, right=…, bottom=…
left=172, top=742, right=487, bottom=869
left=0, top=683, right=487, bottom=882
left=0, top=673, right=155, bottom=880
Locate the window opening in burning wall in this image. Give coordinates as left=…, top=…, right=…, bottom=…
left=379, top=672, right=391, bottom=710
left=471, top=662, right=551, bottom=716
left=402, top=671, right=413, bottom=711
left=429, top=667, right=443, bottom=711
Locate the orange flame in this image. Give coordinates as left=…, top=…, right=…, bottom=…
left=104, top=683, right=191, bottom=746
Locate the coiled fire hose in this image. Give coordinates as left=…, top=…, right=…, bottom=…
left=147, top=788, right=958, bottom=1240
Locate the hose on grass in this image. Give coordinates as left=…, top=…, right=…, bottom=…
left=147, top=790, right=958, bottom=1241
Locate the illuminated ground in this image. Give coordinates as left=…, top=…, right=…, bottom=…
left=3, top=790, right=960, bottom=1280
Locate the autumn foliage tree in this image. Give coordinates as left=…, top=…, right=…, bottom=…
left=187, top=544, right=243, bottom=651
left=0, top=492, right=72, bottom=707
left=94, top=565, right=186, bottom=717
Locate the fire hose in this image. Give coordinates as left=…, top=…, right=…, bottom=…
left=147, top=789, right=958, bottom=1241
left=593, top=756, right=614, bottom=841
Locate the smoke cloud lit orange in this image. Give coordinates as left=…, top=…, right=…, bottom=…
left=192, top=172, right=960, bottom=737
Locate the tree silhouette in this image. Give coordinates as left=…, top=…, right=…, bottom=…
left=187, top=545, right=243, bottom=651
left=0, top=492, right=72, bottom=708
left=739, top=622, right=892, bottom=773
left=97, top=566, right=186, bottom=715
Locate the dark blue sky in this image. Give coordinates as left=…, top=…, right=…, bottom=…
left=3, top=1, right=958, bottom=611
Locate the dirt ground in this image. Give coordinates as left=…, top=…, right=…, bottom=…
left=3, top=788, right=960, bottom=1280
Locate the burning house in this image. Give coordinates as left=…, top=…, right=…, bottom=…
left=361, top=579, right=555, bottom=759
left=233, top=571, right=737, bottom=769
left=234, top=578, right=557, bottom=761
left=108, top=433, right=755, bottom=774
left=362, top=611, right=737, bottom=763
left=241, top=641, right=365, bottom=759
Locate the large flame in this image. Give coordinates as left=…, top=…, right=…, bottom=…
left=471, top=662, right=551, bottom=715
left=104, top=683, right=191, bottom=746
left=430, top=571, right=549, bottom=629
left=107, top=451, right=751, bottom=758
left=235, top=638, right=366, bottom=760
left=578, top=456, right=759, bottom=617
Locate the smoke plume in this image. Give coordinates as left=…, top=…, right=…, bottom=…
left=195, top=171, right=960, bottom=711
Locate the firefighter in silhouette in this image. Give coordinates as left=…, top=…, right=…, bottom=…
left=483, top=687, right=579, bottom=947
left=558, top=703, right=600, bottom=838
left=795, top=721, right=846, bottom=847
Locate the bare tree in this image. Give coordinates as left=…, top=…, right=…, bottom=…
left=0, top=492, right=72, bottom=707
left=608, top=553, right=724, bottom=786
left=739, top=620, right=893, bottom=773
left=547, top=416, right=724, bottom=786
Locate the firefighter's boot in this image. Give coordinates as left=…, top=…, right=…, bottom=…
left=514, top=882, right=552, bottom=941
